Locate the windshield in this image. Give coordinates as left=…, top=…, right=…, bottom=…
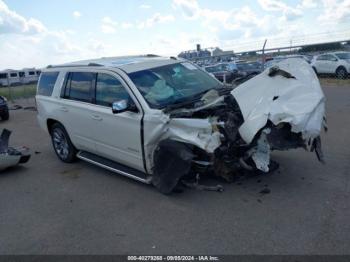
left=335, top=53, right=350, bottom=59
left=128, top=62, right=221, bottom=109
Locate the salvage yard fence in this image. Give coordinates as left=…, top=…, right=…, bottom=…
left=0, top=84, right=36, bottom=101
left=0, top=84, right=37, bottom=108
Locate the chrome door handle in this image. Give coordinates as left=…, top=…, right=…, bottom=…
left=59, top=106, right=68, bottom=112
left=91, top=115, right=102, bottom=121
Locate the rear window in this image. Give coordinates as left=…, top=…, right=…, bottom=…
left=65, top=72, right=95, bottom=103
left=37, top=72, right=59, bottom=96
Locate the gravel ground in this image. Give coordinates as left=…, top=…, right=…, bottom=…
left=0, top=83, right=349, bottom=255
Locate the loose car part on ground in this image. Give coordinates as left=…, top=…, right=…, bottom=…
left=0, top=129, right=31, bottom=171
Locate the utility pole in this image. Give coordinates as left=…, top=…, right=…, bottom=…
left=262, top=39, right=267, bottom=68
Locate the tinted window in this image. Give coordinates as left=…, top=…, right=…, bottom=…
left=19, top=72, right=25, bottom=77
left=317, top=55, right=327, bottom=61
left=10, top=73, right=17, bottom=77
left=324, top=55, right=337, bottom=61
left=318, top=54, right=336, bottom=61
left=335, top=53, right=350, bottom=59
left=67, top=72, right=95, bottom=102
left=95, top=73, right=130, bottom=107
left=29, top=71, right=35, bottom=75
left=0, top=73, right=7, bottom=79
left=37, top=72, right=59, bottom=96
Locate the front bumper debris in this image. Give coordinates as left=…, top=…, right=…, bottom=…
left=0, top=129, right=31, bottom=171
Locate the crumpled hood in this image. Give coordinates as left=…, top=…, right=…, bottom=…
left=231, top=58, right=326, bottom=144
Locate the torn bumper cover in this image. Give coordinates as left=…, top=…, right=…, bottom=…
left=145, top=59, right=326, bottom=193
left=0, top=129, right=31, bottom=171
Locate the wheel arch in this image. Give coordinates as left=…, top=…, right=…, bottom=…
left=47, top=118, right=60, bottom=134
left=336, top=65, right=347, bottom=73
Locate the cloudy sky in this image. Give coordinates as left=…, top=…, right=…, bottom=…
left=0, top=0, right=349, bottom=70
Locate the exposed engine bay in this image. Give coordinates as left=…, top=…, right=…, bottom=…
left=142, top=59, right=326, bottom=194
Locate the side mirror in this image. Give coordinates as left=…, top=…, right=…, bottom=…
left=112, top=99, right=137, bottom=114
left=112, top=100, right=128, bottom=114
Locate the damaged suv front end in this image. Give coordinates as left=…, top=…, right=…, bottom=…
left=130, top=58, right=326, bottom=194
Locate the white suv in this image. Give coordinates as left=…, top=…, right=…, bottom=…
left=311, top=52, right=350, bottom=79
left=36, top=56, right=326, bottom=194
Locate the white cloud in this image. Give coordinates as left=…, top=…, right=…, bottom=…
left=0, top=0, right=46, bottom=34
left=121, top=22, right=133, bottom=29
left=102, top=16, right=118, bottom=26
left=73, top=11, right=82, bottom=19
left=172, top=0, right=200, bottom=19
left=101, top=16, right=118, bottom=33
left=101, top=24, right=116, bottom=33
left=0, top=1, right=117, bottom=69
left=318, top=0, right=350, bottom=23
left=258, top=0, right=303, bottom=21
left=138, top=13, right=175, bottom=28
left=298, top=0, right=319, bottom=8
left=139, top=4, right=151, bottom=9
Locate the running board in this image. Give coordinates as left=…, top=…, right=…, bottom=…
left=77, top=151, right=152, bottom=184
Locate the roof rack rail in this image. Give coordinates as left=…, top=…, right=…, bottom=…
left=46, top=63, right=103, bottom=69
left=87, top=63, right=103, bottom=66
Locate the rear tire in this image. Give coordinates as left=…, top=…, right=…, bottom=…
left=50, top=123, right=77, bottom=163
left=336, top=67, right=347, bottom=79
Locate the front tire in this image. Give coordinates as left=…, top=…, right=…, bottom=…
left=336, top=67, right=347, bottom=79
left=50, top=123, right=77, bottom=163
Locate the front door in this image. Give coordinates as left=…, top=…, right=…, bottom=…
left=89, top=72, right=144, bottom=172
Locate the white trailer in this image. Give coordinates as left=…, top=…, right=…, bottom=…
left=21, top=68, right=39, bottom=84
left=0, top=72, right=8, bottom=87
left=0, top=70, right=21, bottom=86
left=0, top=68, right=41, bottom=87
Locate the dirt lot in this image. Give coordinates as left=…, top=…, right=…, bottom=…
left=0, top=82, right=350, bottom=255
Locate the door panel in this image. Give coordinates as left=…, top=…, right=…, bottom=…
left=58, top=72, right=97, bottom=153
left=90, top=106, right=143, bottom=171
left=57, top=99, right=98, bottom=152
left=91, top=73, right=144, bottom=172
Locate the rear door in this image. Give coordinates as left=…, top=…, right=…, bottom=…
left=90, top=72, right=144, bottom=172
left=323, top=54, right=338, bottom=74
left=59, top=71, right=97, bottom=153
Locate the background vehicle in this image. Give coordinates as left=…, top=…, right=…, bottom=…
left=236, top=61, right=263, bottom=76
left=204, top=62, right=245, bottom=83
left=0, top=96, right=9, bottom=120
left=311, top=52, right=350, bottom=79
